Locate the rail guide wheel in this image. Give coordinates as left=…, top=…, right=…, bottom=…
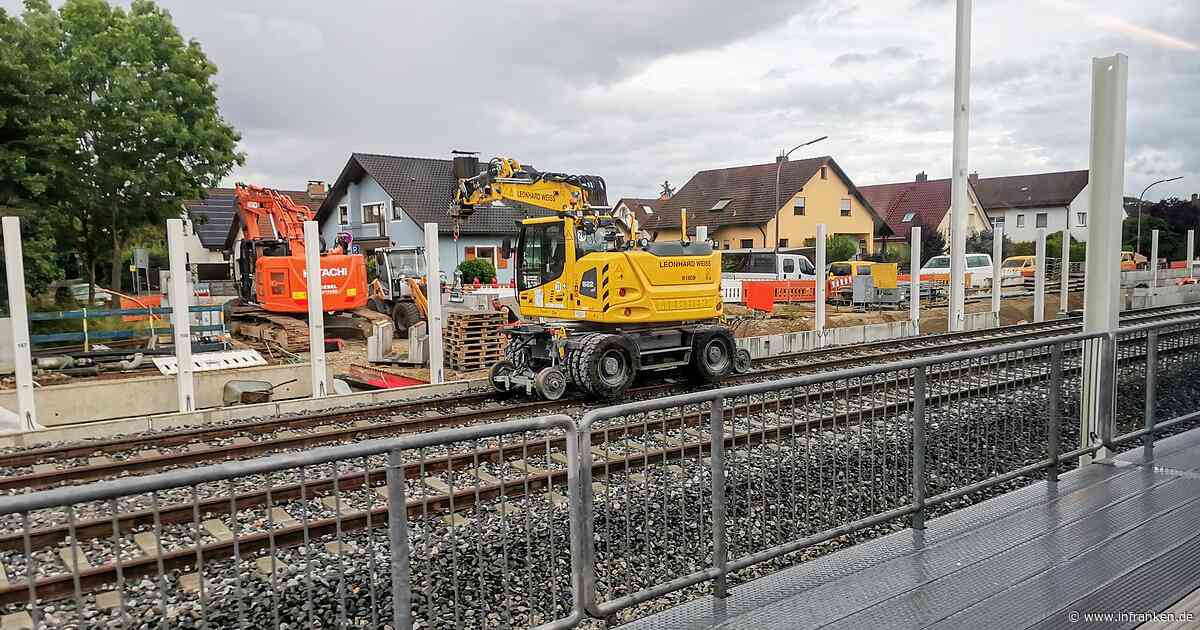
left=734, top=348, right=752, bottom=374
left=489, top=359, right=517, bottom=394
left=534, top=366, right=568, bottom=400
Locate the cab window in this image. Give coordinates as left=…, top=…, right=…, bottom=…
left=575, top=224, right=620, bottom=258
left=518, top=223, right=566, bottom=290
left=924, top=256, right=951, bottom=269
left=967, top=255, right=990, bottom=268
left=829, top=263, right=851, bottom=277
left=1002, top=258, right=1027, bottom=268
left=782, top=259, right=795, bottom=274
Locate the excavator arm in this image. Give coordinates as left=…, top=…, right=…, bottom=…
left=450, top=156, right=608, bottom=235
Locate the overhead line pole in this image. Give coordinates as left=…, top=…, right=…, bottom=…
left=948, top=0, right=973, bottom=332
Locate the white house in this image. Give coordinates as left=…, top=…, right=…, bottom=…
left=314, top=153, right=546, bottom=284
left=973, top=170, right=1090, bottom=243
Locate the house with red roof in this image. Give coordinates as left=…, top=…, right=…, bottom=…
left=859, top=172, right=991, bottom=250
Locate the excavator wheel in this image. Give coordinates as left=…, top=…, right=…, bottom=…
left=391, top=301, right=423, bottom=339
left=567, top=333, right=600, bottom=394
left=534, top=366, right=568, bottom=401
left=691, top=329, right=735, bottom=383
left=577, top=334, right=638, bottom=400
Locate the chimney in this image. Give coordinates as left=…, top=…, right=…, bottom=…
left=306, top=180, right=328, bottom=198
left=969, top=171, right=979, bottom=186
left=1192, top=193, right=1198, bottom=202
left=915, top=171, right=928, bottom=183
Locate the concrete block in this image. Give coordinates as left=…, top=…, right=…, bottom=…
left=546, top=491, right=568, bottom=507
left=58, top=546, right=91, bottom=571
left=0, top=561, right=7, bottom=589
left=319, top=495, right=356, bottom=516
left=231, top=436, right=253, bottom=446
left=1, top=612, right=33, bottom=630
left=201, top=519, right=233, bottom=542
left=507, top=459, right=548, bottom=475
left=254, top=557, right=286, bottom=576
left=467, top=468, right=501, bottom=485
left=269, top=507, right=298, bottom=528
left=549, top=452, right=570, bottom=466
left=96, top=590, right=123, bottom=610
left=324, top=541, right=357, bottom=556
left=495, top=502, right=522, bottom=516
left=31, top=462, right=56, bottom=474
left=373, top=486, right=391, bottom=502
left=178, top=573, right=204, bottom=593
left=133, top=532, right=159, bottom=557
left=422, top=478, right=452, bottom=494
left=441, top=513, right=469, bottom=527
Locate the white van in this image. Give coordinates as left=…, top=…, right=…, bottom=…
left=919, top=254, right=993, bottom=287
left=721, top=249, right=815, bottom=280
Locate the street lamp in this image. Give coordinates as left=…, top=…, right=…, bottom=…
left=1137, top=176, right=1183, bottom=255
left=774, top=135, right=829, bottom=252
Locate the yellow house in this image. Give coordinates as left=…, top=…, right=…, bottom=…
left=646, top=156, right=883, bottom=254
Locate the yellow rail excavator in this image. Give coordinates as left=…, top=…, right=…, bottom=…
left=451, top=155, right=750, bottom=400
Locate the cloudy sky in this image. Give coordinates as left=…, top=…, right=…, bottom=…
left=5, top=0, right=1198, bottom=202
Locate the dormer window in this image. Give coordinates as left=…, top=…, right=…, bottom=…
left=902, top=212, right=915, bottom=222
left=711, top=198, right=732, bottom=211
left=642, top=205, right=654, bottom=215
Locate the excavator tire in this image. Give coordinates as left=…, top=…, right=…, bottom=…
left=567, top=333, right=600, bottom=394
left=576, top=334, right=638, bottom=400
left=391, top=301, right=423, bottom=339
left=690, top=328, right=735, bottom=384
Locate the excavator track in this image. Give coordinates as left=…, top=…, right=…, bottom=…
left=228, top=305, right=312, bottom=354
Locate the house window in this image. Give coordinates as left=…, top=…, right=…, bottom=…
left=993, top=216, right=1005, bottom=228
left=362, top=202, right=386, bottom=224
left=739, top=238, right=754, bottom=248
left=712, top=198, right=732, bottom=211
left=722, top=240, right=730, bottom=250
left=803, top=237, right=816, bottom=247
left=902, top=212, right=916, bottom=222
left=642, top=205, right=655, bottom=215
left=338, top=205, right=350, bottom=225
left=840, top=199, right=851, bottom=217
left=794, top=198, right=806, bottom=215
left=779, top=238, right=789, bottom=248
left=392, top=203, right=404, bottom=221
left=820, top=167, right=827, bottom=180
left=1036, top=212, right=1048, bottom=228
left=1077, top=212, right=1087, bottom=227
left=1016, top=214, right=1026, bottom=228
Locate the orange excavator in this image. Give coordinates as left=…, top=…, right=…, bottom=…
left=227, top=184, right=377, bottom=352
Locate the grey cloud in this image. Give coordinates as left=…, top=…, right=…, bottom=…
left=833, top=46, right=918, bottom=67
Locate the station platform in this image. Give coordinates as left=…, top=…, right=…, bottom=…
left=624, top=428, right=1200, bottom=630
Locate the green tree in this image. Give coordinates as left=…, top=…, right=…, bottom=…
left=825, top=235, right=858, bottom=263
left=458, top=258, right=496, bottom=284
left=9, top=0, right=243, bottom=300
left=910, top=219, right=947, bottom=265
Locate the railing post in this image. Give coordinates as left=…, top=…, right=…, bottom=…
left=386, top=449, right=412, bottom=630
left=911, top=366, right=928, bottom=530
left=579, top=423, right=598, bottom=616
left=1098, top=333, right=1117, bottom=453
left=564, top=419, right=587, bottom=621
left=1143, top=328, right=1158, bottom=459
left=709, top=396, right=729, bottom=598
left=1047, top=343, right=1064, bottom=482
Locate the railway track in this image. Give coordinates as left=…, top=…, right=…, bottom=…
left=4, top=319, right=1199, bottom=605
left=3, top=304, right=1197, bottom=493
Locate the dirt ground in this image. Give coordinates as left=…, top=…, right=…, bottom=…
left=727, top=291, right=1087, bottom=337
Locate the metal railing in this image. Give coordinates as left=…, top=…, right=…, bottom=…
left=0, top=415, right=583, bottom=629
left=2, top=316, right=1199, bottom=628
left=574, top=314, right=1200, bottom=624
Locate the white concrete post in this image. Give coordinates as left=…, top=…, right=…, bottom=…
left=3, top=217, right=39, bottom=430
left=1081, top=53, right=1128, bottom=464
left=1060, top=229, right=1071, bottom=314
left=695, top=225, right=708, bottom=245
left=991, top=226, right=1003, bottom=324
left=1150, top=229, right=1159, bottom=297
left=166, top=219, right=195, bottom=413
left=1034, top=228, right=1047, bottom=323
left=424, top=223, right=444, bottom=384
left=947, top=0, right=973, bottom=333
left=1188, top=230, right=1195, bottom=280
left=304, top=221, right=327, bottom=398
left=814, top=224, right=827, bottom=345
left=910, top=227, right=921, bottom=335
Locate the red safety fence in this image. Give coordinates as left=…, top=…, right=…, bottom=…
left=742, top=273, right=950, bottom=313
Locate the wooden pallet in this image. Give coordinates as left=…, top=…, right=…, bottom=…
left=445, top=310, right=506, bottom=372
